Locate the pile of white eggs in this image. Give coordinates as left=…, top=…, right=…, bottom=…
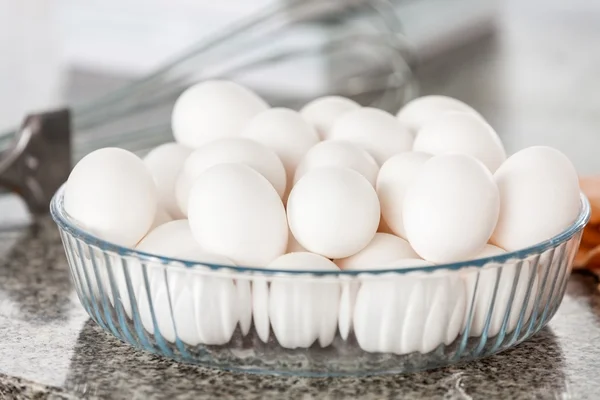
left=63, top=80, right=581, bottom=353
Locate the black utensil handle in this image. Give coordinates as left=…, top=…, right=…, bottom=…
left=0, top=109, right=71, bottom=215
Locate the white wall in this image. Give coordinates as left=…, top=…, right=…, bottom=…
left=0, top=0, right=64, bottom=132
left=56, top=0, right=497, bottom=75
left=56, top=0, right=277, bottom=75
left=0, top=0, right=497, bottom=132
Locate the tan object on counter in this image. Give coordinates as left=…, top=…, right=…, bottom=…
left=580, top=176, right=600, bottom=224
left=574, top=176, right=600, bottom=271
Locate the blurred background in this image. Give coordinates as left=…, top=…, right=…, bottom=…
left=1, top=0, right=599, bottom=172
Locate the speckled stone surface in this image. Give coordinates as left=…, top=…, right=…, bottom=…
left=0, top=215, right=600, bottom=399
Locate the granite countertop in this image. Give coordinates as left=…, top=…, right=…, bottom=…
left=1, top=216, right=600, bottom=399
left=3, top=0, right=600, bottom=398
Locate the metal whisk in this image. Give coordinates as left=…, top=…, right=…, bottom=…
left=0, top=0, right=416, bottom=215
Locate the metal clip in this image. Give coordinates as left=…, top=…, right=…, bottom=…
left=0, top=110, right=71, bottom=215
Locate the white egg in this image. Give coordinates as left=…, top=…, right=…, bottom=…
left=132, top=220, right=247, bottom=345
left=148, top=206, right=174, bottom=232
left=252, top=252, right=340, bottom=349
left=403, top=154, right=500, bottom=263
left=329, top=107, right=413, bottom=165
left=294, top=141, right=379, bottom=187
left=176, top=137, right=287, bottom=215
left=335, top=233, right=418, bottom=270
left=64, top=148, right=157, bottom=247
left=286, top=228, right=306, bottom=253
left=491, top=146, right=580, bottom=251
left=473, top=243, right=505, bottom=258
left=413, top=112, right=506, bottom=172
left=136, top=220, right=202, bottom=257
left=157, top=263, right=240, bottom=345
left=143, top=142, right=192, bottom=219
left=287, top=167, right=380, bottom=259
left=101, top=221, right=201, bottom=332
left=300, top=96, right=361, bottom=140
left=381, top=258, right=433, bottom=269
left=377, top=152, right=432, bottom=239
left=172, top=80, right=268, bottom=149
left=397, top=95, right=480, bottom=135
left=462, top=244, right=537, bottom=337
left=241, top=108, right=319, bottom=199
left=353, top=259, right=466, bottom=354
left=335, top=233, right=419, bottom=340
left=188, top=163, right=288, bottom=266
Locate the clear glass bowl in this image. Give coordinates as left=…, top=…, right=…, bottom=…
left=50, top=186, right=589, bottom=376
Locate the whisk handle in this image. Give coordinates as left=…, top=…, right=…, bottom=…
left=0, top=109, right=71, bottom=215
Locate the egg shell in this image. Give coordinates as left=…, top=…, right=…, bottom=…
left=143, top=142, right=192, bottom=219
left=176, top=137, right=287, bottom=215
left=329, top=107, right=413, bottom=165
left=353, top=259, right=466, bottom=354
left=413, top=112, right=506, bottom=172
left=92, top=221, right=232, bottom=342
left=335, top=233, right=419, bottom=340
left=171, top=80, right=268, bottom=149
left=108, top=221, right=198, bottom=318
left=377, top=152, right=432, bottom=239
left=287, top=167, right=380, bottom=259
left=148, top=206, right=173, bottom=232
left=396, top=95, right=480, bottom=135
left=335, top=233, right=418, bottom=270
left=300, top=96, right=361, bottom=140
left=132, top=220, right=247, bottom=345
left=241, top=108, right=319, bottom=199
left=491, top=146, right=580, bottom=251
left=64, top=147, right=157, bottom=247
left=136, top=220, right=202, bottom=257
left=188, top=163, right=288, bottom=266
left=294, top=140, right=379, bottom=187
left=403, top=154, right=500, bottom=263
left=252, top=252, right=340, bottom=349
left=461, top=244, right=538, bottom=337
left=286, top=228, right=306, bottom=253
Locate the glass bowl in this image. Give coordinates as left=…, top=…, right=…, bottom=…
left=50, top=186, right=589, bottom=376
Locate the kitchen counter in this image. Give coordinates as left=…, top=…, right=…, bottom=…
left=1, top=216, right=600, bottom=399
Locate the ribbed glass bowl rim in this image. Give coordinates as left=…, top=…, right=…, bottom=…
left=50, top=184, right=590, bottom=277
